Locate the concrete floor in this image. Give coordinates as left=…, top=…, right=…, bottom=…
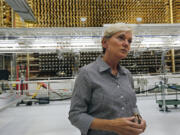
left=0, top=96, right=180, bottom=135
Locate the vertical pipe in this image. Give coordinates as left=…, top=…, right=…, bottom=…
left=27, top=54, right=30, bottom=81
left=169, top=1, right=175, bottom=73
left=26, top=54, right=29, bottom=90
left=12, top=54, right=16, bottom=80
left=1, top=0, right=3, bottom=26
left=0, top=0, right=2, bottom=26
left=171, top=49, right=175, bottom=73
left=10, top=60, right=13, bottom=80
left=11, top=8, right=15, bottom=28
left=169, top=0, right=174, bottom=24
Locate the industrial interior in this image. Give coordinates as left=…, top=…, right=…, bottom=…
left=0, top=0, right=180, bottom=135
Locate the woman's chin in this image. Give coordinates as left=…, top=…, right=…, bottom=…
left=118, top=54, right=127, bottom=60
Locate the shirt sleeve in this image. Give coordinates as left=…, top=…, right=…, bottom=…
left=68, top=67, right=94, bottom=135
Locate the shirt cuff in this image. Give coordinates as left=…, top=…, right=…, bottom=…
left=133, top=107, right=140, bottom=115
left=74, top=113, right=94, bottom=135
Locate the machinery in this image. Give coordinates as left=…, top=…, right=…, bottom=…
left=155, top=50, right=180, bottom=112
left=16, top=80, right=72, bottom=106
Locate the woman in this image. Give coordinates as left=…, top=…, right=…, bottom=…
left=69, top=23, right=146, bottom=135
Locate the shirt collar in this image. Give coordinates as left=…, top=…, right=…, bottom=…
left=96, top=56, right=127, bottom=75
left=96, top=56, right=110, bottom=72
left=118, top=65, right=128, bottom=75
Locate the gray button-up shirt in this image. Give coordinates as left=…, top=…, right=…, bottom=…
left=69, top=56, right=140, bottom=135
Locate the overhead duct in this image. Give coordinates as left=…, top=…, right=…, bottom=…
left=4, top=0, right=36, bottom=22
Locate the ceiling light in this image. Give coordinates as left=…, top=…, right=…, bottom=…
left=80, top=17, right=87, bottom=22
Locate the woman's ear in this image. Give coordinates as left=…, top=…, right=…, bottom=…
left=102, top=37, right=108, bottom=50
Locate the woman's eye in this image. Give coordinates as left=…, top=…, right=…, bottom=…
left=118, top=35, right=125, bottom=40
left=117, top=35, right=132, bottom=44
left=128, top=40, right=132, bottom=44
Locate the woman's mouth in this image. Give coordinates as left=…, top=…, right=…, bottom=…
left=121, top=49, right=127, bottom=53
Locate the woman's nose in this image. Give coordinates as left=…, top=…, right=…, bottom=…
left=122, top=39, right=130, bottom=48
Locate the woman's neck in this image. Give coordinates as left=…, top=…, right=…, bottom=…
left=103, top=53, right=119, bottom=75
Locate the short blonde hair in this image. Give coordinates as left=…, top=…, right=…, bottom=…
left=103, top=23, right=132, bottom=38
left=102, top=23, right=132, bottom=54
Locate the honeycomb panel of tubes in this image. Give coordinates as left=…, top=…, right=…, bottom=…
left=14, top=13, right=28, bottom=28
left=0, top=0, right=177, bottom=27
left=0, top=0, right=11, bottom=27
left=0, top=0, right=2, bottom=27
left=173, top=0, right=180, bottom=23
left=28, top=0, right=171, bottom=27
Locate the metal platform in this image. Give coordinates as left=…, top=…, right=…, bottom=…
left=156, top=99, right=180, bottom=108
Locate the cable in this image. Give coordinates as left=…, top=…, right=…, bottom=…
left=136, top=86, right=158, bottom=94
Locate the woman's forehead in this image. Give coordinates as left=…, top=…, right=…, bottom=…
left=113, top=31, right=132, bottom=37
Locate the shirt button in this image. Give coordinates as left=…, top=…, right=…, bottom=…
left=117, top=85, right=120, bottom=88
left=121, top=107, right=125, bottom=110
left=120, top=96, right=124, bottom=99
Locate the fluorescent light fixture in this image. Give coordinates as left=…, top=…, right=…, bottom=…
left=4, top=0, right=36, bottom=22
left=173, top=38, right=180, bottom=44
left=141, top=38, right=164, bottom=45
left=136, top=17, right=142, bottom=23
left=174, top=41, right=180, bottom=44
left=80, top=17, right=87, bottom=22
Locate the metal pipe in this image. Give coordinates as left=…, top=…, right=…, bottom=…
left=169, top=0, right=174, bottom=24
left=1, top=0, right=3, bottom=26
left=171, top=49, right=175, bottom=73
left=27, top=54, right=30, bottom=84
left=11, top=8, right=15, bottom=28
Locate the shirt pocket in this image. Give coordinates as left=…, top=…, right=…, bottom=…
left=102, top=94, right=121, bottom=114
left=103, top=93, right=131, bottom=115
